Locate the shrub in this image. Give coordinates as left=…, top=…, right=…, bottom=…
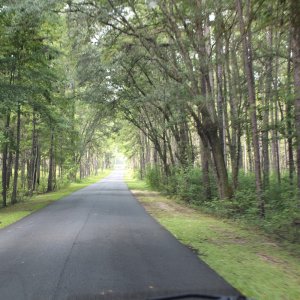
left=145, top=165, right=163, bottom=190
left=143, top=165, right=299, bottom=242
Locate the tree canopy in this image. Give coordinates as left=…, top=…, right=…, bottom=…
left=1, top=0, right=300, bottom=241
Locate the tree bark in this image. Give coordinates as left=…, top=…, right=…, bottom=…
left=291, top=0, right=300, bottom=196
left=237, top=0, right=264, bottom=217
left=287, top=32, right=295, bottom=184
left=28, top=112, right=38, bottom=195
left=200, top=138, right=212, bottom=200
left=272, top=43, right=281, bottom=184
left=226, top=37, right=242, bottom=189
left=215, top=22, right=226, bottom=159
left=262, top=29, right=272, bottom=188
left=11, top=104, right=21, bottom=204
left=2, top=113, right=11, bottom=207
left=190, top=106, right=232, bottom=199
left=7, top=148, right=13, bottom=190
left=47, top=129, right=55, bottom=192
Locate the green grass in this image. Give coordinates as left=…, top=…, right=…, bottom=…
left=0, top=170, right=111, bottom=229
left=125, top=171, right=150, bottom=190
left=126, top=171, right=300, bottom=300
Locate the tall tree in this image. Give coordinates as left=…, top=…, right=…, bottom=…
left=236, top=0, right=264, bottom=217
left=290, top=0, right=300, bottom=196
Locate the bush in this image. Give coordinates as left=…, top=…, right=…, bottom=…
left=145, top=165, right=163, bottom=190
left=143, top=165, right=299, bottom=242
left=145, top=165, right=219, bottom=203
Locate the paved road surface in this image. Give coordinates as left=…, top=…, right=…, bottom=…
left=0, top=169, right=242, bottom=299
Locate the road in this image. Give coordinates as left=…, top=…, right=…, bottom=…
left=0, top=169, right=242, bottom=300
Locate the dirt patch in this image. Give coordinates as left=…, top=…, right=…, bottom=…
left=207, top=236, right=247, bottom=246
left=225, top=236, right=247, bottom=244
left=257, top=253, right=284, bottom=265
left=261, top=242, right=279, bottom=247
left=132, top=189, right=196, bottom=215
left=141, top=201, right=177, bottom=215
left=137, top=194, right=249, bottom=245
left=131, top=190, right=160, bottom=198
left=208, top=226, right=248, bottom=244
left=170, top=201, right=196, bottom=215
left=138, top=198, right=195, bottom=216
left=154, top=201, right=177, bottom=212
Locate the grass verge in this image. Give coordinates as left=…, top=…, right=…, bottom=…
left=125, top=173, right=300, bottom=300
left=0, top=170, right=111, bottom=229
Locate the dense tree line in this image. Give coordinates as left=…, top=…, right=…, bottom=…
left=0, top=1, right=114, bottom=207
left=1, top=0, right=299, bottom=240
left=62, top=0, right=300, bottom=240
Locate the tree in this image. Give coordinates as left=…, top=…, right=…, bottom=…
left=290, top=0, right=300, bottom=197
left=236, top=0, right=264, bottom=217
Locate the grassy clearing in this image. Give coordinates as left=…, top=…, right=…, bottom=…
left=125, top=173, right=300, bottom=300
left=0, top=170, right=111, bottom=229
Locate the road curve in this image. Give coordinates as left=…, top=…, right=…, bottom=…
left=0, top=169, right=241, bottom=299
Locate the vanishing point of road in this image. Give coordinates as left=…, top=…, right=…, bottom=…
left=0, top=169, right=242, bottom=299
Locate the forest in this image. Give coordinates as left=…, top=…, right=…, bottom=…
left=0, top=0, right=300, bottom=241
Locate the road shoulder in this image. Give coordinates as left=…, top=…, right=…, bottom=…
left=0, top=170, right=110, bottom=229
left=126, top=177, right=300, bottom=300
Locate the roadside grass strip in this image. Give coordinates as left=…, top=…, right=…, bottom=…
left=125, top=175, right=300, bottom=300
left=0, top=170, right=111, bottom=229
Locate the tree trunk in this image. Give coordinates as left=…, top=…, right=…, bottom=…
left=262, top=29, right=272, bottom=189
left=36, top=149, right=41, bottom=188
left=216, top=29, right=226, bottom=159
left=139, top=131, right=145, bottom=179
left=287, top=32, right=295, bottom=184
left=291, top=0, right=300, bottom=196
left=11, top=104, right=21, bottom=204
left=200, top=138, right=211, bottom=200
left=272, top=43, right=281, bottom=184
left=226, top=37, right=242, bottom=190
left=21, top=155, right=26, bottom=189
left=2, top=113, right=11, bottom=207
left=47, top=129, right=55, bottom=192
left=237, top=0, right=264, bottom=217
left=7, top=148, right=13, bottom=190
left=189, top=103, right=232, bottom=199
left=28, top=112, right=38, bottom=195
left=208, top=127, right=232, bottom=199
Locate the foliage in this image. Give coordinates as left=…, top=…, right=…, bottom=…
left=145, top=165, right=163, bottom=190
left=0, top=1, right=116, bottom=207
left=142, top=165, right=300, bottom=242
left=129, top=178, right=300, bottom=300
left=0, top=0, right=299, bottom=286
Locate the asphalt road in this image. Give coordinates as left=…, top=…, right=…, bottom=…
left=0, top=169, right=242, bottom=300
